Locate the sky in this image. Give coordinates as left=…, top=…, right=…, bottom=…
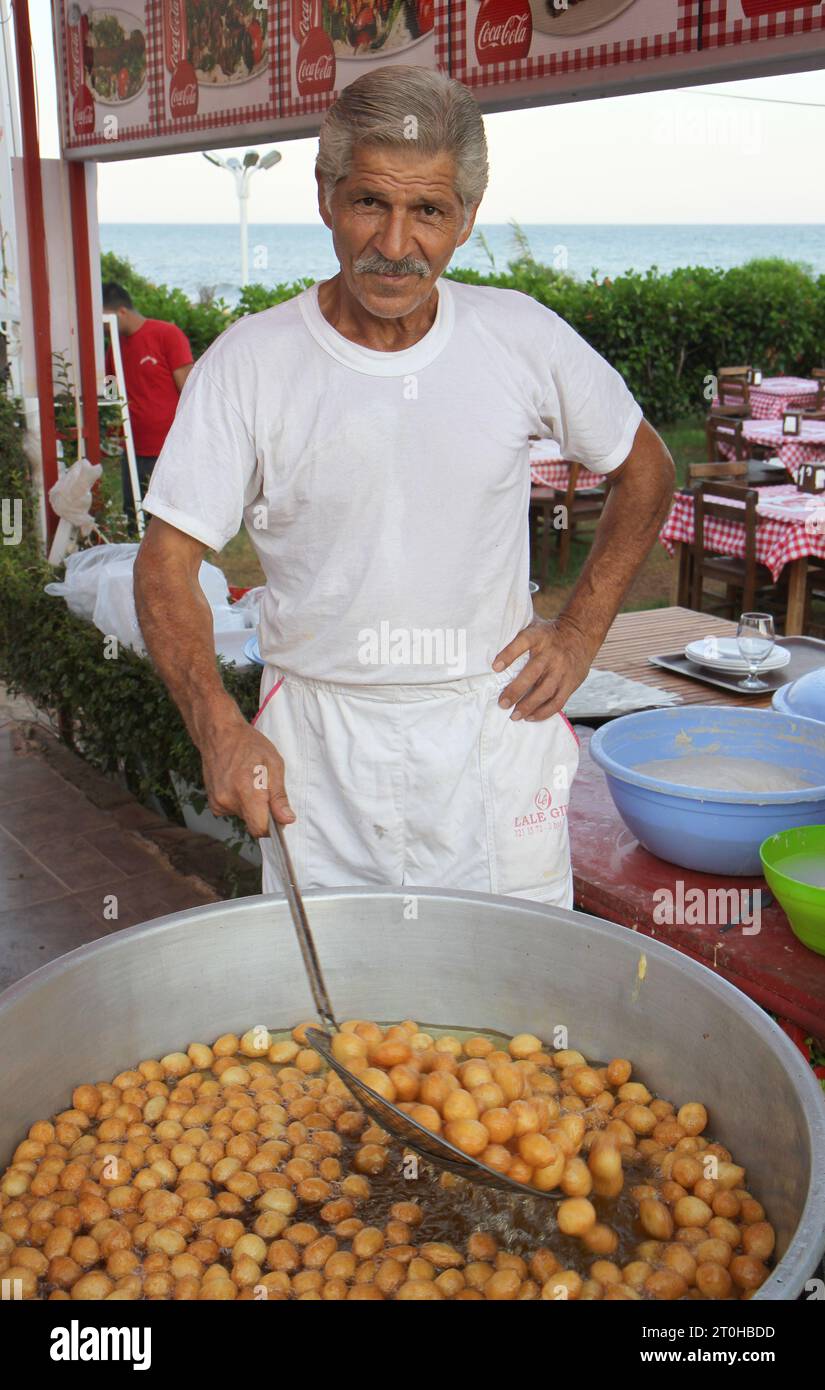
left=27, top=5, right=825, bottom=225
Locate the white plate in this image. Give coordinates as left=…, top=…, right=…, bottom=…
left=685, top=639, right=791, bottom=674
left=87, top=7, right=147, bottom=106
left=529, top=0, right=639, bottom=39
left=243, top=634, right=265, bottom=667
left=326, top=1, right=431, bottom=60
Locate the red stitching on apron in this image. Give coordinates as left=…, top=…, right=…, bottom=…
left=251, top=676, right=284, bottom=727
left=559, top=711, right=580, bottom=746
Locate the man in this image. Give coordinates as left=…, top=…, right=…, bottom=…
left=102, top=283, right=194, bottom=528
left=134, top=66, right=674, bottom=910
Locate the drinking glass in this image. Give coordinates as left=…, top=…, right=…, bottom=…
left=736, top=612, right=775, bottom=691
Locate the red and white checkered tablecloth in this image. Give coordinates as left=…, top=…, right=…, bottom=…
left=660, top=484, right=825, bottom=583
left=744, top=419, right=825, bottom=474
left=529, top=441, right=603, bottom=492
left=715, top=377, right=820, bottom=421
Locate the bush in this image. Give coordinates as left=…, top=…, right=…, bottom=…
left=102, top=248, right=825, bottom=424
left=0, top=389, right=259, bottom=848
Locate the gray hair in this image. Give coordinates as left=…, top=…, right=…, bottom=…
left=316, top=66, right=488, bottom=223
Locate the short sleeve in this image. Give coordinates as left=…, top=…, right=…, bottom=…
left=142, top=359, right=258, bottom=552
left=163, top=322, right=194, bottom=370
left=537, top=311, right=643, bottom=475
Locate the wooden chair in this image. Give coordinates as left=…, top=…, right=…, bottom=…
left=706, top=413, right=748, bottom=463
left=690, top=481, right=775, bottom=618
left=704, top=411, right=780, bottom=482
left=689, top=458, right=747, bottom=483
left=715, top=377, right=751, bottom=417
left=558, top=462, right=608, bottom=575
left=718, top=366, right=752, bottom=380
left=529, top=463, right=608, bottom=585
left=529, top=487, right=559, bottom=589
left=803, top=559, right=825, bottom=638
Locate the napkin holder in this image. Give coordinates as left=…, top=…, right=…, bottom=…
left=797, top=463, right=825, bottom=495
left=782, top=412, right=801, bottom=436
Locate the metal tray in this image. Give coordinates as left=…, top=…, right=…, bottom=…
left=648, top=636, right=825, bottom=697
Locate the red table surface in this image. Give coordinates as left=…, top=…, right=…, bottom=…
left=569, top=731, right=825, bottom=1038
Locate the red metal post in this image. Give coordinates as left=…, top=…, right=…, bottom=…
left=13, top=0, right=59, bottom=542
left=68, top=162, right=100, bottom=468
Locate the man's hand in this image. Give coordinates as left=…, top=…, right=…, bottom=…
left=200, top=712, right=295, bottom=840
left=493, top=616, right=592, bottom=721
left=492, top=420, right=675, bottom=723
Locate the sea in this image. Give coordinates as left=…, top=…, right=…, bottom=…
left=100, top=223, right=824, bottom=305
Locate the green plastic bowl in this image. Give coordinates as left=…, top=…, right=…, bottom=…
left=760, top=825, right=825, bottom=955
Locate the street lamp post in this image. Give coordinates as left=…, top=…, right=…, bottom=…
left=202, top=148, right=282, bottom=288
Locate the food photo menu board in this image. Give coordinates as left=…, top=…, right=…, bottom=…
left=156, top=0, right=278, bottom=141
left=278, top=0, right=448, bottom=129
left=701, top=0, right=824, bottom=48
left=52, top=0, right=825, bottom=157
left=450, top=0, right=693, bottom=98
left=57, top=0, right=158, bottom=153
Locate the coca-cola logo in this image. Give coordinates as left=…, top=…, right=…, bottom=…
left=72, top=84, right=95, bottom=135
left=296, top=26, right=335, bottom=97
left=169, top=60, right=198, bottom=118
left=164, top=0, right=187, bottom=74
left=298, top=54, right=333, bottom=85
left=68, top=23, right=83, bottom=94
left=291, top=0, right=314, bottom=45
left=740, top=0, right=812, bottom=14
left=475, top=0, right=532, bottom=65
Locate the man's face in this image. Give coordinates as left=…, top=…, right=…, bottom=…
left=318, top=145, right=478, bottom=319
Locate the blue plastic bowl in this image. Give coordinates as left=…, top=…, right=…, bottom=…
left=772, top=667, right=825, bottom=723
left=589, top=706, right=825, bottom=876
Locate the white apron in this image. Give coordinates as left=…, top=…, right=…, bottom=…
left=254, top=656, right=579, bottom=909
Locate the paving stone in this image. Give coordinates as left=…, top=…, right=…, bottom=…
left=30, top=834, right=128, bottom=893
left=0, top=825, right=68, bottom=909
left=0, top=757, right=67, bottom=806
left=0, top=897, right=104, bottom=993
left=71, top=868, right=212, bottom=931
left=0, top=787, right=111, bottom=850
left=92, top=826, right=162, bottom=878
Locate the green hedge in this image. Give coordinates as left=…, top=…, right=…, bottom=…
left=102, top=247, right=825, bottom=424
left=0, top=391, right=259, bottom=849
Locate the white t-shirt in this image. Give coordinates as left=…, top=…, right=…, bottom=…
left=143, top=277, right=642, bottom=683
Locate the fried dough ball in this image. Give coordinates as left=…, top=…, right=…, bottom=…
left=3, top=1021, right=774, bottom=1303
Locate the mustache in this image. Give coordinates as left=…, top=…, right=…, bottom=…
left=353, top=252, right=431, bottom=278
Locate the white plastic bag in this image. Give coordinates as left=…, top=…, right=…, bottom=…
left=48, top=458, right=103, bottom=535
left=45, top=544, right=232, bottom=656
left=44, top=544, right=140, bottom=622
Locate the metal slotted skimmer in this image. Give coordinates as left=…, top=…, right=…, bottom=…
left=268, top=813, right=561, bottom=1200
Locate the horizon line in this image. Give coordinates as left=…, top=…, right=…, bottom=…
left=99, top=220, right=823, bottom=228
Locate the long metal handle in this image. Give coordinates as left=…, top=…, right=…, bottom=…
left=267, top=812, right=337, bottom=1032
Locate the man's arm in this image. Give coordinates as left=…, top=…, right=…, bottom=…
left=493, top=418, right=675, bottom=720
left=133, top=517, right=295, bottom=835
left=173, top=363, right=193, bottom=392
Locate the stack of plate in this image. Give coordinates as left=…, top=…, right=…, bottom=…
left=684, top=637, right=791, bottom=676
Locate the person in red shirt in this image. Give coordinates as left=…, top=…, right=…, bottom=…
left=103, top=282, right=194, bottom=530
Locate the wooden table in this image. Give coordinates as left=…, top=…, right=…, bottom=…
left=569, top=607, right=825, bottom=1036
left=593, top=607, right=773, bottom=708
left=664, top=487, right=820, bottom=637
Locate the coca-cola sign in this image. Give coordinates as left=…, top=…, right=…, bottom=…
left=291, top=0, right=314, bottom=45
left=296, top=26, right=335, bottom=97
left=72, top=83, right=95, bottom=136
left=67, top=18, right=83, bottom=96
left=164, top=0, right=188, bottom=75
left=169, top=61, right=198, bottom=118
left=740, top=0, right=816, bottom=12
left=475, top=0, right=532, bottom=64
